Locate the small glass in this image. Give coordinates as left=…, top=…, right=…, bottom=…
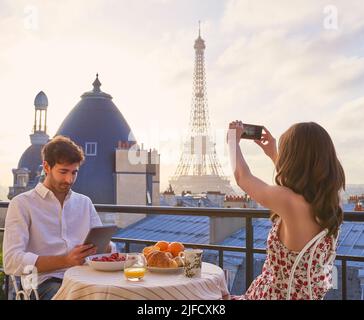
left=124, top=253, right=147, bottom=282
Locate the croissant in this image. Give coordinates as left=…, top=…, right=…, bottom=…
left=174, top=255, right=184, bottom=267
left=147, top=251, right=178, bottom=268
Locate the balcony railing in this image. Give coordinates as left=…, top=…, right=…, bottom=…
left=1, top=202, right=364, bottom=300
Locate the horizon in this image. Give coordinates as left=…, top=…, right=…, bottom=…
left=1, top=0, right=364, bottom=200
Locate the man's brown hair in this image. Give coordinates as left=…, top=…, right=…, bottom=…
left=42, top=135, right=85, bottom=168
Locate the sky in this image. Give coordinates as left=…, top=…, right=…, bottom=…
left=1, top=0, right=364, bottom=199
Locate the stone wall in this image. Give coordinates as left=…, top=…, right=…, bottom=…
left=209, top=217, right=246, bottom=244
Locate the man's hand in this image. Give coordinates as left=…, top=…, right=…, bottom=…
left=65, top=244, right=97, bottom=267
left=254, top=126, right=278, bottom=163
left=35, top=244, right=97, bottom=273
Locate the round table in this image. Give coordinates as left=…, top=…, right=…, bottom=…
left=52, top=262, right=229, bottom=300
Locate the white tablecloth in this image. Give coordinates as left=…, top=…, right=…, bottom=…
left=52, top=262, right=229, bottom=300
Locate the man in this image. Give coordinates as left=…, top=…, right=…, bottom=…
left=3, top=136, right=114, bottom=299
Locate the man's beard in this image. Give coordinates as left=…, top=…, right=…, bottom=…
left=49, top=176, right=72, bottom=193
left=58, top=183, right=72, bottom=192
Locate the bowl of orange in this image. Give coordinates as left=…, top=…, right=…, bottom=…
left=142, top=241, right=185, bottom=271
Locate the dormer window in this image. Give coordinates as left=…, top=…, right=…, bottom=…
left=13, top=168, right=30, bottom=187
left=17, top=173, right=28, bottom=187
left=85, top=142, right=97, bottom=156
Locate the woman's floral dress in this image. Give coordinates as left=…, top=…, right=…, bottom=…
left=233, top=218, right=336, bottom=300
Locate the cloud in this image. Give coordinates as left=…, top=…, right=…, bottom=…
left=316, top=96, right=364, bottom=183
left=329, top=97, right=364, bottom=160
left=221, top=0, right=318, bottom=32
left=221, top=0, right=364, bottom=34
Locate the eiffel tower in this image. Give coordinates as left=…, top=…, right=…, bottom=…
left=169, top=23, right=234, bottom=195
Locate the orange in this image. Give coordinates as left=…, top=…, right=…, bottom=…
left=167, top=242, right=185, bottom=257
left=142, top=245, right=160, bottom=257
left=155, top=241, right=169, bottom=251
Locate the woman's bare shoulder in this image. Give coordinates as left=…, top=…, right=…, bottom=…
left=265, top=185, right=307, bottom=215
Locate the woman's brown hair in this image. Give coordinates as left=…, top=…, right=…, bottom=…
left=274, top=122, right=345, bottom=237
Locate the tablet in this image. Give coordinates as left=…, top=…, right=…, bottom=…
left=83, top=225, right=118, bottom=254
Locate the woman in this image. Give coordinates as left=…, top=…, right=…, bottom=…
left=227, top=121, right=345, bottom=300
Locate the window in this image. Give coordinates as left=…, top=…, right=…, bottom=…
left=17, top=173, right=28, bottom=187
left=85, top=142, right=97, bottom=156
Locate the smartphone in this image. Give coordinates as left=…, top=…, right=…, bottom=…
left=241, top=123, right=263, bottom=140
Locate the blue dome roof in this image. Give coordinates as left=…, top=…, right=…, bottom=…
left=18, top=144, right=43, bottom=181
left=55, top=75, right=136, bottom=204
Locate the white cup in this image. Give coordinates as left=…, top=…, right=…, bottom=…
left=178, top=249, right=203, bottom=278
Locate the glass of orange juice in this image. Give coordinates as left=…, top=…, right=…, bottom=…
left=124, top=253, right=147, bottom=281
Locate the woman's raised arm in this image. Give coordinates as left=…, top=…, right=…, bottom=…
left=227, top=121, right=297, bottom=218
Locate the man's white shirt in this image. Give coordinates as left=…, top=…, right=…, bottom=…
left=3, top=183, right=106, bottom=285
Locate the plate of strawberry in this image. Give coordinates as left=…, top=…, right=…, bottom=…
left=86, top=253, right=126, bottom=271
